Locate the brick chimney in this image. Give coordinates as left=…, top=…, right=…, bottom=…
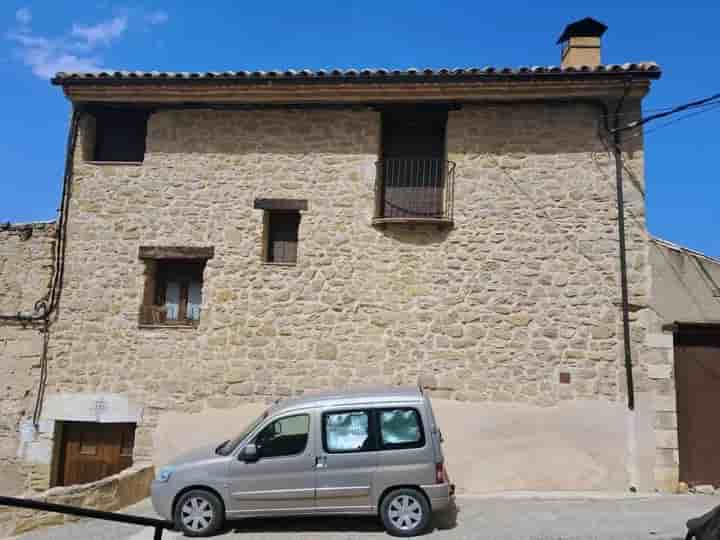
left=557, top=17, right=608, bottom=67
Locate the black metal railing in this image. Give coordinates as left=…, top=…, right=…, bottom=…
left=0, top=496, right=175, bottom=540
left=374, top=158, right=456, bottom=222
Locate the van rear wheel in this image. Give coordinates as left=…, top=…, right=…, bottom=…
left=174, top=489, right=224, bottom=537
left=380, top=488, right=431, bottom=537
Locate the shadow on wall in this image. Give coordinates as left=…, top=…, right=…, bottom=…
left=153, top=397, right=655, bottom=493
left=377, top=224, right=452, bottom=246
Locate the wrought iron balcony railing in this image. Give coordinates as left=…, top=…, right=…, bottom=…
left=374, top=158, right=455, bottom=225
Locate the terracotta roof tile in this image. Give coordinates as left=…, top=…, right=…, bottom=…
left=52, top=62, right=661, bottom=85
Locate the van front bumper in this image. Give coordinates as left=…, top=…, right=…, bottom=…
left=422, top=482, right=454, bottom=511
left=151, top=480, right=175, bottom=521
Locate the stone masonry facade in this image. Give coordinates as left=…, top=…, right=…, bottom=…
left=38, top=102, right=653, bottom=462
left=1, top=98, right=676, bottom=494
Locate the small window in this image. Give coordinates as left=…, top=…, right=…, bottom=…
left=379, top=408, right=425, bottom=450
left=265, top=211, right=300, bottom=264
left=90, top=109, right=149, bottom=163
left=323, top=410, right=373, bottom=453
left=140, top=260, right=205, bottom=326
left=254, top=414, right=310, bottom=458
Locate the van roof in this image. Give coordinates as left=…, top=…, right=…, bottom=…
left=272, top=386, right=424, bottom=414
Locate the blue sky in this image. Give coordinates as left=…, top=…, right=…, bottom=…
left=1, top=2, right=719, bottom=256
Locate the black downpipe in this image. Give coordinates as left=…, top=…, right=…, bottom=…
left=594, top=93, right=636, bottom=411
left=611, top=89, right=635, bottom=412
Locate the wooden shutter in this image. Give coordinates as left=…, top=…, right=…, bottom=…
left=268, top=212, right=300, bottom=263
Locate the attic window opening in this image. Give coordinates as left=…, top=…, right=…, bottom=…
left=84, top=109, right=149, bottom=163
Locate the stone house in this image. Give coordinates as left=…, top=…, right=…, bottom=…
left=4, top=17, right=714, bottom=498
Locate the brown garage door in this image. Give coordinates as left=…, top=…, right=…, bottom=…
left=57, top=422, right=135, bottom=486
left=675, top=328, right=720, bottom=486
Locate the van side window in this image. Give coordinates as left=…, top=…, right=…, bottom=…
left=323, top=411, right=373, bottom=453
left=254, top=414, right=310, bottom=458
left=379, top=408, right=426, bottom=450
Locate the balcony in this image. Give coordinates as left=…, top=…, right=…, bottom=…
left=373, top=158, right=456, bottom=227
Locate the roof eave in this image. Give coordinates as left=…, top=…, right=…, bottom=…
left=58, top=75, right=658, bottom=105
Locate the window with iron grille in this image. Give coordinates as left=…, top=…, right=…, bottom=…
left=376, top=108, right=452, bottom=221
left=265, top=211, right=300, bottom=264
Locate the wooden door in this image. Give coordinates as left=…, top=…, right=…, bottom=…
left=58, top=422, right=135, bottom=486
left=675, top=328, right=720, bottom=486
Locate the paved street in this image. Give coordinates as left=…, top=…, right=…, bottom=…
left=11, top=494, right=719, bottom=540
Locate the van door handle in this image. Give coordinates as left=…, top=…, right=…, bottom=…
left=315, top=456, right=327, bottom=469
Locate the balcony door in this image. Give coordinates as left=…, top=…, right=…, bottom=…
left=380, top=109, right=447, bottom=219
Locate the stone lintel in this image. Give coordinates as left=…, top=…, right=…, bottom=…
left=254, top=199, right=308, bottom=211
left=138, top=246, right=214, bottom=260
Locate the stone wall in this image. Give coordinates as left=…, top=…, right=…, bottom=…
left=0, top=222, right=55, bottom=495
left=0, top=464, right=154, bottom=538
left=37, top=102, right=655, bottom=488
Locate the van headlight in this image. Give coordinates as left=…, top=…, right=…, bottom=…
left=155, top=466, right=175, bottom=483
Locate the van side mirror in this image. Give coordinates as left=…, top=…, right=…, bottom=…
left=240, top=443, right=259, bottom=462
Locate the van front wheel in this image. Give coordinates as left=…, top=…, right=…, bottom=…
left=174, top=489, right=224, bottom=537
left=380, top=488, right=431, bottom=537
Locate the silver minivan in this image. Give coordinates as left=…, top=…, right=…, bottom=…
left=151, top=386, right=453, bottom=537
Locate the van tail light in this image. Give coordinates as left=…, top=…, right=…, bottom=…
left=435, top=463, right=446, bottom=484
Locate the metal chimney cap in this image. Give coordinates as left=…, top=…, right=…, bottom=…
left=557, top=17, right=608, bottom=44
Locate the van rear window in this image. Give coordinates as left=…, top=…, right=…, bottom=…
left=379, top=408, right=425, bottom=450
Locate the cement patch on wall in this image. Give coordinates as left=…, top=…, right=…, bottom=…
left=152, top=397, right=655, bottom=494
left=42, top=393, right=144, bottom=424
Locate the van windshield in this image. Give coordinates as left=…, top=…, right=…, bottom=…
left=216, top=410, right=269, bottom=456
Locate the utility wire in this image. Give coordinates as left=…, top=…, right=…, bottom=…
left=621, top=100, right=720, bottom=141
left=612, top=92, right=720, bottom=133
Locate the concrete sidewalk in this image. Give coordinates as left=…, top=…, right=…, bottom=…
left=11, top=493, right=719, bottom=540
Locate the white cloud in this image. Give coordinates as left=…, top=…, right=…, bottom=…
left=7, top=9, right=169, bottom=79
left=15, top=8, right=32, bottom=25
left=145, top=10, right=168, bottom=25
left=71, top=15, right=127, bottom=47
left=7, top=30, right=103, bottom=78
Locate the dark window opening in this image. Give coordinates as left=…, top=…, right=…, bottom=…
left=90, top=109, right=149, bottom=163
left=265, top=211, right=300, bottom=264
left=140, top=260, right=206, bottom=326
left=377, top=108, right=451, bottom=220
